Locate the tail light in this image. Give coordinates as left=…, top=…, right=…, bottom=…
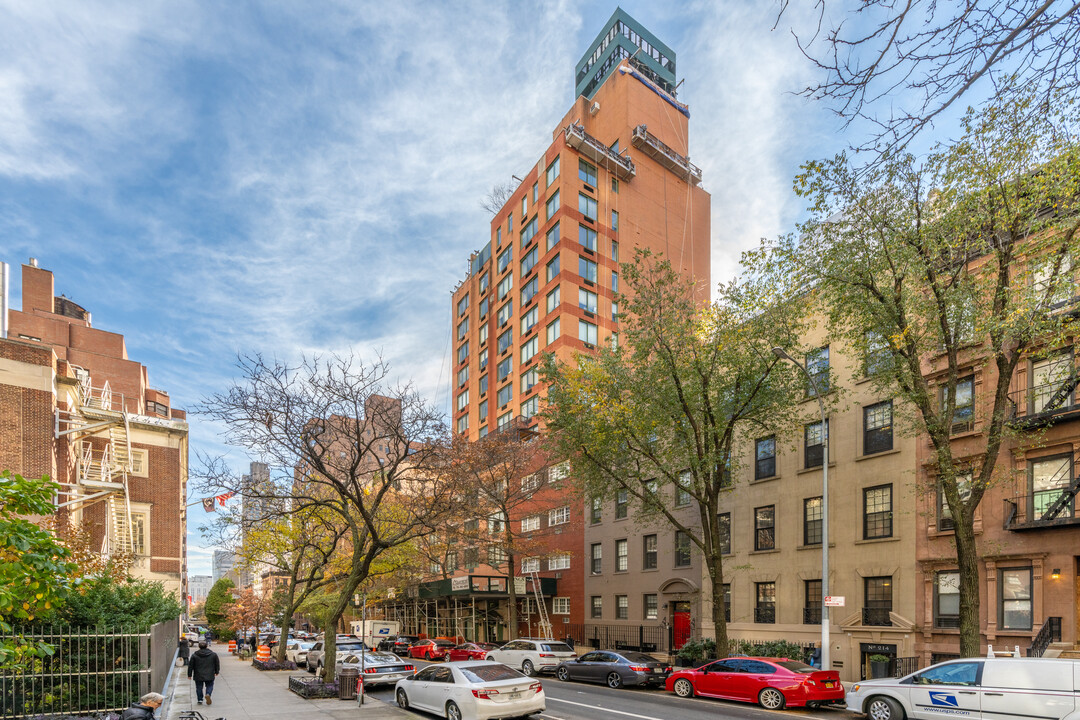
left=529, top=682, right=542, bottom=694
left=363, top=667, right=378, bottom=674
left=665, top=667, right=672, bottom=673
left=472, top=688, right=500, bottom=699
left=406, top=665, right=415, bottom=671
left=628, top=665, right=649, bottom=671
left=539, top=653, right=555, bottom=658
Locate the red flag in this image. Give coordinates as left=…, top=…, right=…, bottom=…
left=217, top=491, right=235, bottom=507
left=202, top=497, right=215, bottom=512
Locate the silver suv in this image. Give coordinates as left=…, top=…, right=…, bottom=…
left=485, top=639, right=577, bottom=676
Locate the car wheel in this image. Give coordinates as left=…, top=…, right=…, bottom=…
left=486, top=654, right=495, bottom=661
left=758, top=687, right=786, bottom=710
left=426, top=650, right=433, bottom=660
left=445, top=701, right=462, bottom=720
left=522, top=660, right=535, bottom=676
left=556, top=666, right=570, bottom=681
left=867, top=696, right=905, bottom=720
left=396, top=689, right=409, bottom=709
left=606, top=672, right=623, bottom=689
left=673, top=678, right=694, bottom=697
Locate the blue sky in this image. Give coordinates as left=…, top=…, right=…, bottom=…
left=1, top=1, right=855, bottom=575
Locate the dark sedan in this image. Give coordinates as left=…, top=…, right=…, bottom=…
left=555, top=650, right=671, bottom=689
left=380, top=635, right=421, bottom=656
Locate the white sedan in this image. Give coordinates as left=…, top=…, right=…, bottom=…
left=285, top=641, right=314, bottom=666
left=394, top=661, right=544, bottom=720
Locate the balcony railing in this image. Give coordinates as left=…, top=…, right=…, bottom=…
left=564, top=124, right=635, bottom=180
left=1007, top=373, right=1080, bottom=427
left=1027, top=617, right=1062, bottom=657
left=803, top=607, right=822, bottom=624
left=862, top=607, right=892, bottom=626
left=1004, top=490, right=1080, bottom=530
left=754, top=607, right=776, bottom=624
left=630, top=124, right=703, bottom=185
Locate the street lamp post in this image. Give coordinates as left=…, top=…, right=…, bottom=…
left=353, top=593, right=367, bottom=705
left=771, top=347, right=830, bottom=672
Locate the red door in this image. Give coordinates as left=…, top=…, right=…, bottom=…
left=672, top=603, right=691, bottom=650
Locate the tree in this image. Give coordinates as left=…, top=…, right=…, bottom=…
left=195, top=353, right=453, bottom=682
left=761, top=89, right=1080, bottom=655
left=541, top=251, right=805, bottom=656
left=0, top=471, right=77, bottom=667
left=204, top=577, right=236, bottom=640
left=779, top=1, right=1080, bottom=150
left=481, top=179, right=519, bottom=216
left=53, top=577, right=181, bottom=628
left=225, top=586, right=275, bottom=640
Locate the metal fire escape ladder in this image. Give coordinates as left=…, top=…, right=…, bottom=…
left=1040, top=371, right=1080, bottom=414
left=1041, top=470, right=1080, bottom=521
left=528, top=570, right=553, bottom=641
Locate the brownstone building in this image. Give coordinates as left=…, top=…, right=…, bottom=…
left=0, top=259, right=189, bottom=597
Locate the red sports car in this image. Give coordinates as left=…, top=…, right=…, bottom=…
left=408, top=639, right=456, bottom=661
left=666, top=657, right=843, bottom=710
left=447, top=642, right=500, bottom=661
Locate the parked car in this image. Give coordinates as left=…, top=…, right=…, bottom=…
left=285, top=640, right=315, bottom=666
left=555, top=650, right=670, bottom=689
left=335, top=651, right=416, bottom=687
left=306, top=639, right=368, bottom=674
left=380, top=634, right=421, bottom=655
left=666, top=657, right=843, bottom=710
left=395, top=661, right=544, bottom=720
left=845, top=656, right=1080, bottom=720
left=448, top=642, right=501, bottom=662
left=485, top=638, right=577, bottom=676
left=409, top=638, right=456, bottom=660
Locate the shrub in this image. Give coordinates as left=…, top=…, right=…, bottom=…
left=252, top=658, right=297, bottom=671
left=730, top=639, right=808, bottom=660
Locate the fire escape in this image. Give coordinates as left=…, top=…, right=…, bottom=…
left=56, top=368, right=137, bottom=557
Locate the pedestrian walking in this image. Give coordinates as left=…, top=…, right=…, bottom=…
left=204, top=628, right=213, bottom=646
left=120, top=692, right=163, bottom=719
left=177, top=635, right=190, bottom=666
left=809, top=642, right=822, bottom=669
left=187, top=640, right=220, bottom=706
left=248, top=632, right=257, bottom=653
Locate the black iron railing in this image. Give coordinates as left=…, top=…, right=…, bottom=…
left=892, top=657, right=920, bottom=677
left=862, top=608, right=892, bottom=626
left=1004, top=490, right=1080, bottom=530
left=754, top=607, right=776, bottom=624
left=1027, top=616, right=1062, bottom=657
left=803, top=607, right=822, bottom=624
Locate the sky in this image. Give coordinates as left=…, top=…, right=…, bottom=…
left=0, top=1, right=849, bottom=576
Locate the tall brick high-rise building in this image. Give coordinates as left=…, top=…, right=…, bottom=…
left=0, top=259, right=189, bottom=598
left=417, top=9, right=712, bottom=641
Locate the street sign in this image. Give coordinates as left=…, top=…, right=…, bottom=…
left=824, top=596, right=845, bottom=607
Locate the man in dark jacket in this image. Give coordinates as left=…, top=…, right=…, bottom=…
left=120, top=692, right=162, bottom=719
left=187, top=641, right=220, bottom=705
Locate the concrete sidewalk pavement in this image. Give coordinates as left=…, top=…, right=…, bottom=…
left=165, top=655, right=411, bottom=720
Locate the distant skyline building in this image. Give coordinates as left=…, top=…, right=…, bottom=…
left=188, top=574, right=213, bottom=605
left=212, top=549, right=238, bottom=584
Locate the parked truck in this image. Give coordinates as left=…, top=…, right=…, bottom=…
left=349, top=620, right=401, bottom=649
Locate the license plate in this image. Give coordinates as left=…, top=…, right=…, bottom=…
left=508, top=692, right=521, bottom=699
left=652, top=668, right=664, bottom=673
left=824, top=682, right=834, bottom=688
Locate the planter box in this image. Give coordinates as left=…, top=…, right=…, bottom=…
left=288, top=675, right=338, bottom=698
left=253, top=658, right=298, bottom=671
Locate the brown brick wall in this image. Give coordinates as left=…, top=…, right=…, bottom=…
left=133, top=443, right=183, bottom=575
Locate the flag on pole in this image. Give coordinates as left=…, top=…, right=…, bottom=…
left=202, top=497, right=215, bottom=512
left=217, top=491, right=235, bottom=507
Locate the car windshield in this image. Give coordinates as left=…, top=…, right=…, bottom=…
left=541, top=643, right=574, bottom=653
left=459, top=665, right=526, bottom=683
left=338, top=642, right=367, bottom=651
left=620, top=653, right=658, bottom=663
left=477, top=643, right=499, bottom=650
left=435, top=641, right=455, bottom=647
left=773, top=661, right=815, bottom=673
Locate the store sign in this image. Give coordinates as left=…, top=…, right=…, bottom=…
left=514, top=577, right=526, bottom=594
left=824, top=596, right=845, bottom=607
left=451, top=576, right=470, bottom=591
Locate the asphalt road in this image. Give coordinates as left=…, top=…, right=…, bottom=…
left=363, top=659, right=861, bottom=720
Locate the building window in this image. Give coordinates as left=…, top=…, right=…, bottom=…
left=578, top=224, right=597, bottom=251
left=754, top=505, right=775, bottom=551
left=489, top=546, right=507, bottom=566
left=615, top=595, right=629, bottom=620
left=521, top=396, right=539, bottom=419
left=457, top=365, right=469, bottom=386
left=496, top=356, right=512, bottom=382
left=611, top=177, right=619, bottom=193
left=578, top=288, right=598, bottom=313
left=497, top=299, right=514, bottom=327
left=497, top=411, right=512, bottom=430
left=639, top=537, right=656, bottom=569
left=644, top=594, right=657, bottom=620
left=863, top=484, right=893, bottom=539
left=521, top=557, right=540, bottom=573
left=521, top=246, right=538, bottom=277
left=804, top=420, right=828, bottom=468
left=521, top=337, right=538, bottom=364
left=478, top=425, right=488, bottom=438
left=521, top=276, right=539, bottom=306
left=464, top=547, right=479, bottom=570
left=674, top=530, right=691, bottom=567
left=755, top=436, right=776, bottom=479
left=480, top=374, right=489, bottom=396
left=479, top=272, right=489, bottom=295
left=1031, top=352, right=1074, bottom=413
left=723, top=584, right=731, bottom=622
left=865, top=331, right=890, bottom=375
left=546, top=156, right=560, bottom=186
left=803, top=497, right=823, bottom=546
left=863, top=576, right=893, bottom=626
left=615, top=489, right=628, bottom=519
left=591, top=596, right=602, bottom=618
left=549, top=554, right=570, bottom=571
left=718, top=512, right=731, bottom=554
left=579, top=257, right=598, bottom=282
left=1031, top=454, right=1073, bottom=517
left=938, top=471, right=972, bottom=531
left=934, top=571, right=960, bottom=628
left=590, top=496, right=602, bottom=524
left=496, top=384, right=512, bottom=407
left=456, top=390, right=469, bottom=411
left=497, top=273, right=513, bottom=301
left=755, top=582, right=776, bottom=623
left=479, top=296, right=489, bottom=319
left=864, top=401, right=893, bottom=454
left=545, top=190, right=560, bottom=221
left=611, top=301, right=619, bottom=321
left=578, top=320, right=598, bottom=345
left=549, top=461, right=570, bottom=483
left=477, top=399, right=487, bottom=421
left=457, top=294, right=469, bottom=317
left=479, top=348, right=488, bottom=371
left=521, top=306, right=538, bottom=335
left=578, top=193, right=597, bottom=221
left=520, top=217, right=538, bottom=248
left=804, top=579, right=822, bottom=624
left=578, top=158, right=597, bottom=185
left=457, top=341, right=469, bottom=365
left=546, top=286, right=561, bottom=313
left=615, top=539, right=628, bottom=571
left=546, top=254, right=560, bottom=282
left=611, top=210, right=619, bottom=231
left=520, top=368, right=538, bottom=394
left=611, top=272, right=618, bottom=292
left=999, top=567, right=1032, bottom=630
left=590, top=543, right=602, bottom=574
left=546, top=318, right=560, bottom=345
left=546, top=222, right=560, bottom=251
left=522, top=515, right=541, bottom=533
left=497, top=328, right=513, bottom=354
left=943, top=376, right=975, bottom=433
left=521, top=196, right=527, bottom=218
left=611, top=240, right=619, bottom=261
left=806, top=346, right=830, bottom=395
left=1034, top=254, right=1074, bottom=306
left=497, top=245, right=512, bottom=274
left=549, top=506, right=570, bottom=526
left=553, top=597, right=570, bottom=615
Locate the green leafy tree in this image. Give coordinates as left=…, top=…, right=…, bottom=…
left=541, top=252, right=805, bottom=656
left=761, top=89, right=1080, bottom=655
left=0, top=471, right=77, bottom=667
left=204, top=577, right=236, bottom=640
left=53, top=577, right=181, bottom=628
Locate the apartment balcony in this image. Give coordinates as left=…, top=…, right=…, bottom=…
left=1006, top=375, right=1080, bottom=429
left=631, top=124, right=702, bottom=185
left=1004, top=489, right=1080, bottom=531
left=564, top=124, right=636, bottom=180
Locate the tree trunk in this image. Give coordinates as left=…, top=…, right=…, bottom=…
left=275, top=584, right=298, bottom=661
left=954, top=517, right=981, bottom=657
left=707, top=553, right=729, bottom=657
left=507, top=555, right=518, bottom=639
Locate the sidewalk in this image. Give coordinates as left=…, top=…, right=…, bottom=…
left=165, top=654, right=411, bottom=720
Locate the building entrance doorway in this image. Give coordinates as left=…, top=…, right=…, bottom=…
left=672, top=602, right=691, bottom=650
left=859, top=642, right=896, bottom=680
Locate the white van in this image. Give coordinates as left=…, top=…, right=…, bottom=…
left=845, top=657, right=1080, bottom=720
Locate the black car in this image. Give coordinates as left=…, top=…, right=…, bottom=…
left=555, top=650, right=670, bottom=688
left=381, top=635, right=421, bottom=656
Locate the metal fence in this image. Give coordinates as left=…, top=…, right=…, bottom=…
left=0, top=620, right=177, bottom=718
left=563, top=624, right=669, bottom=654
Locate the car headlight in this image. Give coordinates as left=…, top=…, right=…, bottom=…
left=851, top=684, right=860, bottom=692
